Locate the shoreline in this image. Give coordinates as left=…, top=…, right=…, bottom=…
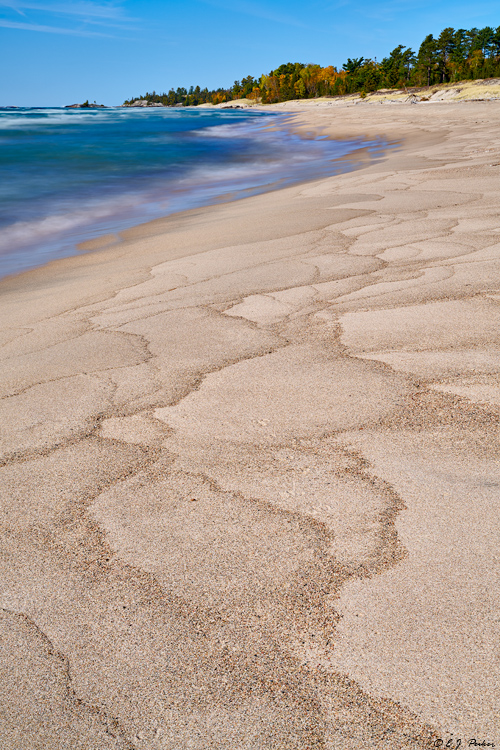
left=1, top=99, right=499, bottom=748
left=0, top=108, right=380, bottom=284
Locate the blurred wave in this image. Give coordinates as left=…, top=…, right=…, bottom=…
left=0, top=107, right=384, bottom=278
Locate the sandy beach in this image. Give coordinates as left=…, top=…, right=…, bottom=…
left=0, top=100, right=499, bottom=749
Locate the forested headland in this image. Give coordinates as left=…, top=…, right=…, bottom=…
left=124, top=25, right=500, bottom=107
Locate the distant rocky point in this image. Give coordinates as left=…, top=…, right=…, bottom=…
left=122, top=97, right=256, bottom=109
left=199, top=98, right=256, bottom=109
left=122, top=100, right=165, bottom=107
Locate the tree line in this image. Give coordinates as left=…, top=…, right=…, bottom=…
left=123, top=25, right=500, bottom=106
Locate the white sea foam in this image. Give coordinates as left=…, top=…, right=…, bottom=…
left=194, top=122, right=262, bottom=138
left=0, top=194, right=142, bottom=253
left=0, top=106, right=241, bottom=130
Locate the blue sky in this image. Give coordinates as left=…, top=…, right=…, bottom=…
left=1, top=0, right=499, bottom=105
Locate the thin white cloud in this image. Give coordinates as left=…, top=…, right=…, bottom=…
left=0, top=17, right=113, bottom=34
left=0, top=0, right=127, bottom=18
left=0, top=0, right=141, bottom=36
left=198, top=0, right=308, bottom=29
left=1, top=2, right=27, bottom=15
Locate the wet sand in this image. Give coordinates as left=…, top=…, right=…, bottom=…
left=0, top=100, right=499, bottom=748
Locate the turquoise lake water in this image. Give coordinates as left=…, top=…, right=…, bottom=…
left=0, top=107, right=384, bottom=279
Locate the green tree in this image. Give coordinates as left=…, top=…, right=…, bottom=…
left=359, top=60, right=383, bottom=92
left=342, top=57, right=365, bottom=74
left=381, top=45, right=415, bottom=87
left=417, top=34, right=438, bottom=85
left=240, top=76, right=255, bottom=98
left=437, top=27, right=456, bottom=82
left=492, top=26, right=500, bottom=57
left=473, top=26, right=495, bottom=56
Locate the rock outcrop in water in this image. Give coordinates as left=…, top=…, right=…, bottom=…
left=65, top=101, right=106, bottom=109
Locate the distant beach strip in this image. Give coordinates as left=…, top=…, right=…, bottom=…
left=0, top=107, right=387, bottom=279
